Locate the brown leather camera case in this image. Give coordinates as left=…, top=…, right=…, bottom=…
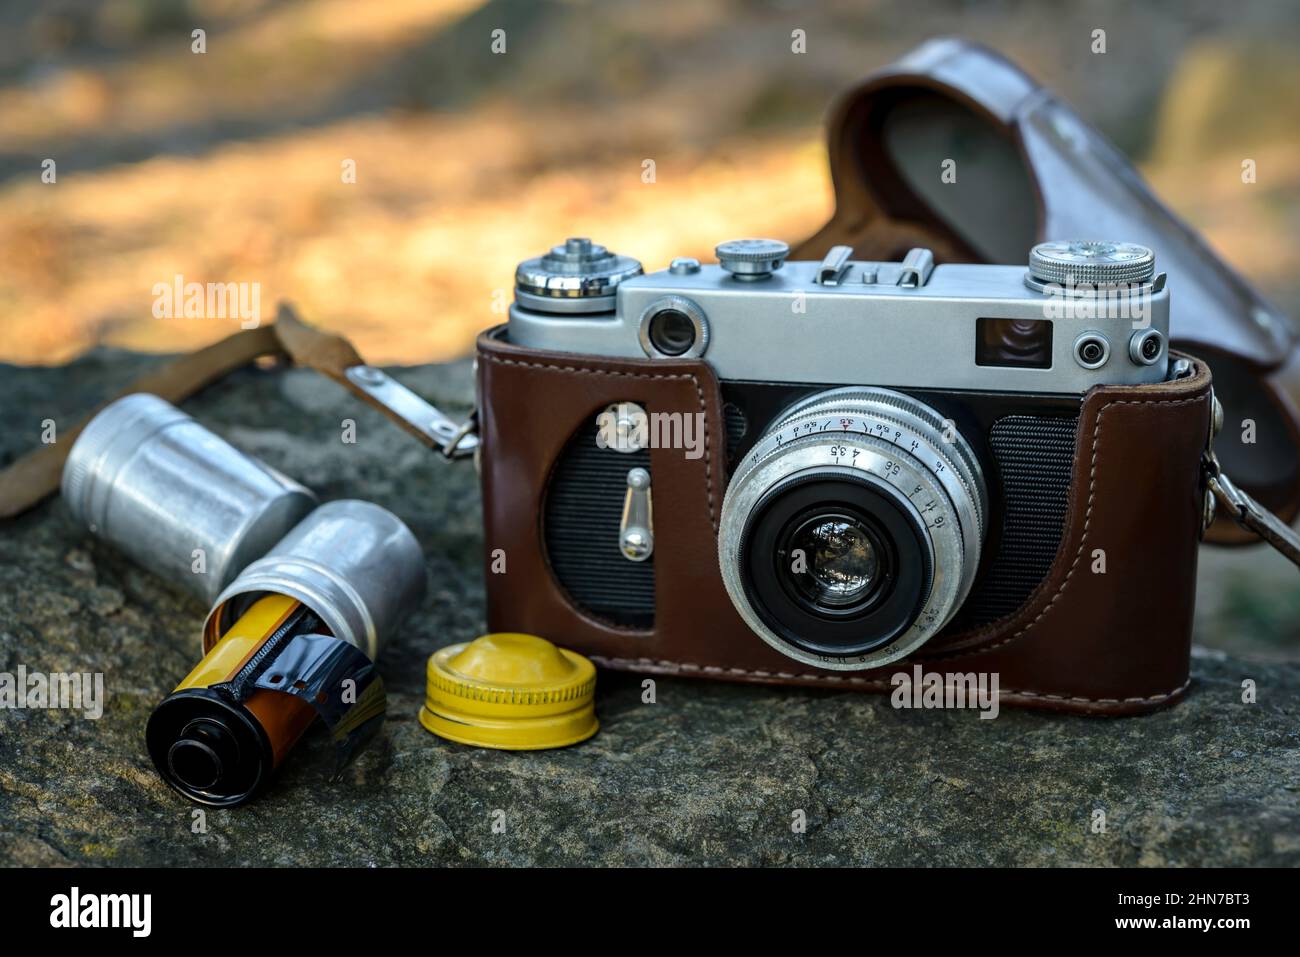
left=477, top=327, right=1213, bottom=716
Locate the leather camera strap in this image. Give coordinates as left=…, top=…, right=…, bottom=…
left=0, top=304, right=476, bottom=520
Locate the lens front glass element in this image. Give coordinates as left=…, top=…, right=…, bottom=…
left=781, top=511, right=884, bottom=610
left=740, top=475, right=930, bottom=658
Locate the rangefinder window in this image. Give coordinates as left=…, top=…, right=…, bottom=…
left=976, top=317, right=1053, bottom=369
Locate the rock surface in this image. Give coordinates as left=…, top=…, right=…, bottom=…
left=1, top=351, right=1298, bottom=867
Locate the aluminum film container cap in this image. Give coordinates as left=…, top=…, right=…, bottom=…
left=61, top=393, right=317, bottom=605
left=204, top=500, right=427, bottom=662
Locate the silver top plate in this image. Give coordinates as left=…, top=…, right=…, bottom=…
left=508, top=240, right=1170, bottom=395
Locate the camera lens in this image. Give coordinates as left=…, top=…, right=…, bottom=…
left=783, top=513, right=882, bottom=608
left=719, top=387, right=986, bottom=670
left=647, top=309, right=696, bottom=355
left=738, top=473, right=933, bottom=658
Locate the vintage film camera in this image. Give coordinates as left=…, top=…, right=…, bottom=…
left=473, top=236, right=1217, bottom=715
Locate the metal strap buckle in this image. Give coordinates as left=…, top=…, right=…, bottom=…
left=1206, top=454, right=1300, bottom=568
left=344, top=365, right=479, bottom=461
left=440, top=410, right=480, bottom=461
left=1204, top=389, right=1300, bottom=568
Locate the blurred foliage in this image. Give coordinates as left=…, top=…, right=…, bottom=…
left=0, top=0, right=1297, bottom=365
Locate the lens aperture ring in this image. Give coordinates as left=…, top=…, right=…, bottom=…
left=767, top=387, right=987, bottom=538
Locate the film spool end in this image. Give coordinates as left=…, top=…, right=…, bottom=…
left=146, top=690, right=275, bottom=807
left=167, top=719, right=239, bottom=790
left=419, top=633, right=598, bottom=750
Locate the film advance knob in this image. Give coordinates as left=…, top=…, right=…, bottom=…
left=715, top=238, right=790, bottom=280
left=1028, top=240, right=1156, bottom=287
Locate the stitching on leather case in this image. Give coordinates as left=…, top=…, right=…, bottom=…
left=921, top=391, right=1210, bottom=662
left=479, top=352, right=718, bottom=529
left=590, top=655, right=1191, bottom=707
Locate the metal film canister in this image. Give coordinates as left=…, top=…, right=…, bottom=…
left=146, top=500, right=427, bottom=806
left=203, top=499, right=427, bottom=663
left=61, top=393, right=317, bottom=605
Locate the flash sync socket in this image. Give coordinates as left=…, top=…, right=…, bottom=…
left=1073, top=332, right=1110, bottom=370
left=1129, top=328, right=1165, bottom=366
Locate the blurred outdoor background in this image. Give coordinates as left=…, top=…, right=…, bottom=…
left=1, top=0, right=1299, bottom=659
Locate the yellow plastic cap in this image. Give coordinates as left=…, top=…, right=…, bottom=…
left=419, top=633, right=598, bottom=750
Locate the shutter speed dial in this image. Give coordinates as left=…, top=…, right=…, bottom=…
left=1028, top=240, right=1156, bottom=288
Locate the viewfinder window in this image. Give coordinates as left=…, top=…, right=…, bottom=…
left=975, top=317, right=1053, bottom=369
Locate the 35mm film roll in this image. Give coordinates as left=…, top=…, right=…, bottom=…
left=146, top=594, right=385, bottom=807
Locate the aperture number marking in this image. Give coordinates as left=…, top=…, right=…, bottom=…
left=828, top=444, right=861, bottom=465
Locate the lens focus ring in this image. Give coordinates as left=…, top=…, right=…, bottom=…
left=718, top=387, right=987, bottom=670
